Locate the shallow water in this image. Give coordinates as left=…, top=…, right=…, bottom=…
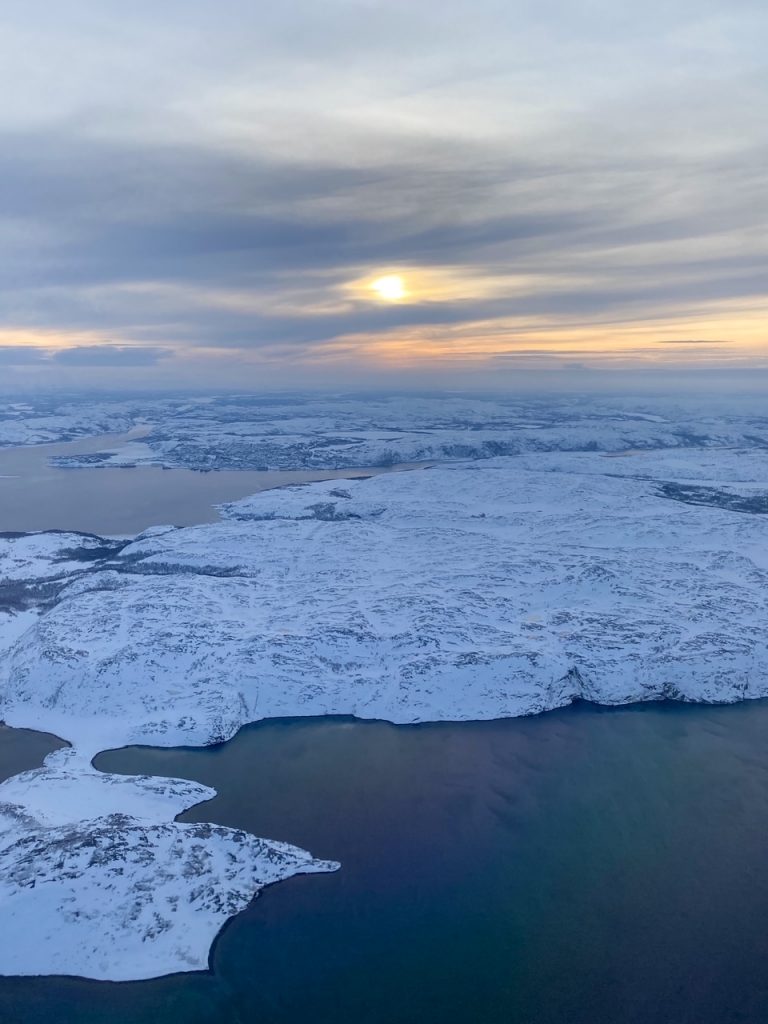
left=0, top=432, right=425, bottom=534
left=2, top=701, right=761, bottom=1023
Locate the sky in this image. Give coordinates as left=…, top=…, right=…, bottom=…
left=0, top=0, right=766, bottom=391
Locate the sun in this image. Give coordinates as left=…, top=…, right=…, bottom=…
left=371, top=274, right=407, bottom=302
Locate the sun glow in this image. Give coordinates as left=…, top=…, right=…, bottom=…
left=371, top=274, right=407, bottom=302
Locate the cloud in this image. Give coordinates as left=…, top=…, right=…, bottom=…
left=656, top=338, right=736, bottom=344
left=50, top=345, right=171, bottom=366
left=0, top=0, right=765, bottom=385
left=0, top=346, right=48, bottom=365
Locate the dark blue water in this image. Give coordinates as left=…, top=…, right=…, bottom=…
left=0, top=724, right=64, bottom=782
left=5, top=702, right=768, bottom=1023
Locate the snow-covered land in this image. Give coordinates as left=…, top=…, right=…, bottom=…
left=4, top=448, right=766, bottom=752
left=1, top=395, right=767, bottom=981
left=3, top=391, right=768, bottom=470
left=0, top=744, right=337, bottom=980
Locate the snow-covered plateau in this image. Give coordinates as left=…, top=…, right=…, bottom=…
left=0, top=403, right=767, bottom=981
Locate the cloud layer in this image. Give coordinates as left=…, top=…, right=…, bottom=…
left=0, top=0, right=765, bottom=387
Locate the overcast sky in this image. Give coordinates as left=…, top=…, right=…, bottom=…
left=0, top=0, right=766, bottom=390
